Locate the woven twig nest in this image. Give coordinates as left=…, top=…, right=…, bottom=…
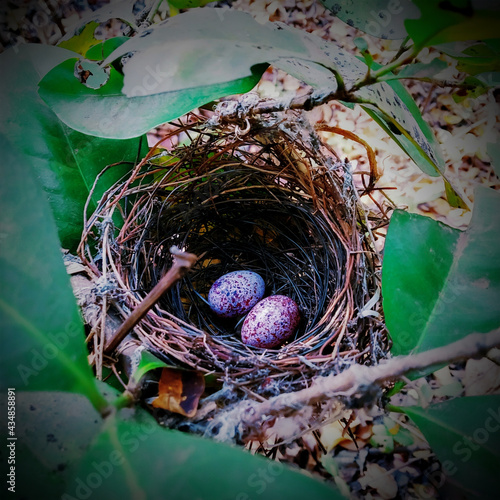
left=80, top=115, right=387, bottom=395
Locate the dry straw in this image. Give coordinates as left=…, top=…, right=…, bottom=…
left=79, top=113, right=388, bottom=396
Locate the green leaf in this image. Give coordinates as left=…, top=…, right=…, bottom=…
left=101, top=9, right=310, bottom=96
left=169, top=0, right=215, bottom=8
left=298, top=31, right=447, bottom=181
left=85, top=37, right=130, bottom=61
left=0, top=136, right=106, bottom=410
left=39, top=57, right=264, bottom=140
left=66, top=409, right=342, bottom=500
left=382, top=186, right=500, bottom=357
left=406, top=0, right=500, bottom=50
left=320, top=0, right=419, bottom=39
left=0, top=44, right=147, bottom=248
left=0, top=392, right=104, bottom=500
left=354, top=37, right=369, bottom=52
left=40, top=7, right=444, bottom=188
left=451, top=41, right=500, bottom=76
left=403, top=396, right=500, bottom=498
left=130, top=349, right=174, bottom=386
left=380, top=58, right=448, bottom=81
left=487, top=142, right=500, bottom=178
left=354, top=37, right=374, bottom=68
left=57, top=21, right=101, bottom=56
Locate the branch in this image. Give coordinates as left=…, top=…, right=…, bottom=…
left=104, top=246, right=198, bottom=354
left=210, top=328, right=500, bottom=441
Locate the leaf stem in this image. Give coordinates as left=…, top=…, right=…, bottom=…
left=350, top=47, right=420, bottom=92
left=147, top=0, right=165, bottom=23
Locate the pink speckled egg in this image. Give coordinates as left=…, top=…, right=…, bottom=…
left=208, top=271, right=265, bottom=318
left=241, top=295, right=300, bottom=348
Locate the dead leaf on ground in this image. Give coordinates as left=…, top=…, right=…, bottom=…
left=464, top=355, right=500, bottom=396
left=152, top=367, right=205, bottom=417
left=359, top=462, right=398, bottom=499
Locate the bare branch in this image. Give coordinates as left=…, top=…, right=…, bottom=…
left=210, top=328, right=500, bottom=441
left=104, top=246, right=199, bottom=354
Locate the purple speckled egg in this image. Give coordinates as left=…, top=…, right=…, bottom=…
left=208, top=271, right=265, bottom=318
left=241, top=295, right=300, bottom=348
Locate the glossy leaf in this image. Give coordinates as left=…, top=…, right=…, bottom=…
left=0, top=44, right=147, bottom=248
left=298, top=29, right=447, bottom=179
left=66, top=409, right=342, bottom=500
left=403, top=396, right=500, bottom=498
left=102, top=10, right=313, bottom=96
left=406, top=0, right=500, bottom=50
left=40, top=8, right=444, bottom=185
left=320, top=0, right=419, bottom=39
left=169, top=0, right=215, bottom=8
left=130, top=349, right=173, bottom=386
left=39, top=57, right=264, bottom=139
left=382, top=186, right=500, bottom=356
left=57, top=21, right=101, bottom=55
left=0, top=136, right=106, bottom=410
left=0, top=392, right=104, bottom=500
left=85, top=36, right=130, bottom=61
left=380, top=58, right=448, bottom=81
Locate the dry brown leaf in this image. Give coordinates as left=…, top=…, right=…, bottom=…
left=464, top=357, right=500, bottom=396
left=152, top=367, right=205, bottom=417
left=359, top=463, right=398, bottom=499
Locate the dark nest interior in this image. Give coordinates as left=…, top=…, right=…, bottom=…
left=80, top=115, right=388, bottom=396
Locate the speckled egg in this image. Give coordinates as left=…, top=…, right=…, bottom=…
left=241, top=295, right=300, bottom=348
left=208, top=271, right=265, bottom=318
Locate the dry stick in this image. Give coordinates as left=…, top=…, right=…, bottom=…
left=217, top=328, right=500, bottom=436
left=315, top=124, right=379, bottom=191
left=104, top=247, right=199, bottom=355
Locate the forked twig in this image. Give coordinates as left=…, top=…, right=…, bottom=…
left=104, top=247, right=199, bottom=354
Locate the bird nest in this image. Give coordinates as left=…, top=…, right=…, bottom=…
left=79, top=115, right=387, bottom=395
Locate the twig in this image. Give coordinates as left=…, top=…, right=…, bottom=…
left=315, top=124, right=379, bottom=190
left=104, top=247, right=198, bottom=354
left=211, top=328, right=500, bottom=440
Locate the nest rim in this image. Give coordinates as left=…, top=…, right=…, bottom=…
left=80, top=115, right=387, bottom=392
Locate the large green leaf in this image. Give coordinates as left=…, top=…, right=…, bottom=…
left=38, top=57, right=265, bottom=139
left=40, top=7, right=444, bottom=186
left=57, top=21, right=101, bottom=55
left=382, top=186, right=500, bottom=356
left=320, top=0, right=419, bottom=39
left=0, top=44, right=147, bottom=248
left=65, top=409, right=342, bottom=500
left=0, top=392, right=104, bottom=500
left=403, top=396, right=500, bottom=499
left=406, top=0, right=500, bottom=50
left=0, top=136, right=107, bottom=410
left=101, top=9, right=311, bottom=96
